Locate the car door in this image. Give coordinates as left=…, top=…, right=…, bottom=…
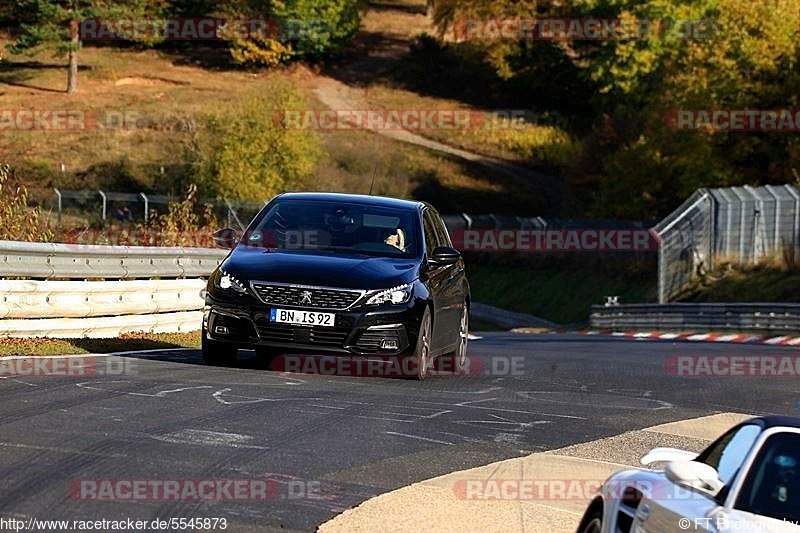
left=427, top=208, right=464, bottom=353
left=432, top=208, right=467, bottom=346
left=422, top=209, right=453, bottom=353
left=635, top=424, right=762, bottom=532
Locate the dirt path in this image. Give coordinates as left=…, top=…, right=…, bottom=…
left=309, top=1, right=562, bottom=210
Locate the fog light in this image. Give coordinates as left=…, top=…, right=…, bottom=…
left=214, top=325, right=229, bottom=335
left=380, top=339, right=399, bottom=350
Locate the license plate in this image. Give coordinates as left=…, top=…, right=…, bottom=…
left=270, top=308, right=335, bottom=327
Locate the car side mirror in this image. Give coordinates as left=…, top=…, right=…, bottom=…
left=430, top=246, right=461, bottom=266
left=213, top=228, right=239, bottom=249
left=664, top=460, right=724, bottom=495
left=641, top=447, right=699, bottom=466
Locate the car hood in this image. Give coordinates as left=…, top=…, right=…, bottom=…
left=221, top=247, right=421, bottom=290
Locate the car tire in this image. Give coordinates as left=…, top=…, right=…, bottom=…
left=201, top=328, right=238, bottom=366
left=577, top=504, right=603, bottom=533
left=436, top=304, right=469, bottom=375
left=413, top=307, right=433, bottom=380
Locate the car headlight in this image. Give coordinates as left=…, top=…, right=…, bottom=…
left=216, top=270, right=247, bottom=294
left=365, top=283, right=413, bottom=306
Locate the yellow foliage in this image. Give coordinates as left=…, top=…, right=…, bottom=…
left=0, top=163, right=53, bottom=242
left=229, top=35, right=293, bottom=67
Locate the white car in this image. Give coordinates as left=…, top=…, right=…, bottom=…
left=577, top=416, right=800, bottom=533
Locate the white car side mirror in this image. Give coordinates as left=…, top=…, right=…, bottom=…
left=641, top=447, right=699, bottom=466
left=665, top=460, right=724, bottom=495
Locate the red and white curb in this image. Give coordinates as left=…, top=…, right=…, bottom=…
left=574, top=330, right=800, bottom=346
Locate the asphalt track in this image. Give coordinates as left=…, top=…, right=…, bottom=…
left=0, top=333, right=798, bottom=532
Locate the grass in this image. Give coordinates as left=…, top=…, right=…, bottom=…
left=0, top=331, right=200, bottom=357
left=307, top=123, right=545, bottom=213
left=466, top=260, right=657, bottom=325
left=0, top=44, right=283, bottom=192
left=360, top=85, right=580, bottom=168
left=681, top=262, right=800, bottom=303
left=0, top=40, right=547, bottom=215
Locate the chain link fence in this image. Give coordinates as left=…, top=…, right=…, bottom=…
left=655, top=184, right=800, bottom=303
left=42, top=188, right=264, bottom=230
left=34, top=185, right=799, bottom=306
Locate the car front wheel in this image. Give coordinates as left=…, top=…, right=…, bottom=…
left=413, top=307, right=432, bottom=380
left=577, top=504, right=603, bottom=533
left=436, top=304, right=469, bottom=375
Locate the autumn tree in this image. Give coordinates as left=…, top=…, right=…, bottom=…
left=7, top=0, right=164, bottom=94
left=432, top=0, right=800, bottom=218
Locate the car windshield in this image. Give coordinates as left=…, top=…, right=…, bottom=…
left=735, top=432, right=800, bottom=521
left=243, top=199, right=420, bottom=258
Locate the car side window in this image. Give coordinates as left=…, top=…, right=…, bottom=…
left=697, top=424, right=761, bottom=486
left=430, top=210, right=452, bottom=247
left=422, top=210, right=438, bottom=257
left=735, top=432, right=800, bottom=521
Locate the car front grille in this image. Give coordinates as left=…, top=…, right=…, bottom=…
left=251, top=283, right=363, bottom=310
left=255, top=322, right=350, bottom=348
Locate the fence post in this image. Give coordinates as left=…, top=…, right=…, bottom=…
left=139, top=192, right=149, bottom=225
left=764, top=185, right=781, bottom=255
left=730, top=187, right=748, bottom=261
left=707, top=192, right=715, bottom=271
left=98, top=190, right=107, bottom=222
left=658, top=232, right=666, bottom=303
left=53, top=188, right=62, bottom=226
left=787, top=185, right=800, bottom=255
left=224, top=199, right=246, bottom=231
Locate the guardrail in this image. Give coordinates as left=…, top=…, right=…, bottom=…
left=591, top=303, right=800, bottom=334
left=0, top=279, right=206, bottom=318
left=0, top=241, right=227, bottom=279
left=0, top=240, right=226, bottom=338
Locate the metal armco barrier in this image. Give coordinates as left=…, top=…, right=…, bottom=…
left=0, top=279, right=206, bottom=319
left=0, top=311, right=202, bottom=339
left=591, top=303, right=800, bottom=334
left=0, top=241, right=227, bottom=279
left=0, top=240, right=226, bottom=338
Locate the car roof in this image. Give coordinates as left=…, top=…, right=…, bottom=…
left=748, top=415, right=800, bottom=430
left=275, top=192, right=425, bottom=211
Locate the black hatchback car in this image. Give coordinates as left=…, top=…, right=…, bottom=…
left=203, top=193, right=470, bottom=379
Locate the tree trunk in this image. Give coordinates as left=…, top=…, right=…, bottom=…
left=67, top=20, right=78, bottom=94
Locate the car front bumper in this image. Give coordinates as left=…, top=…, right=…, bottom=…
left=203, top=293, right=426, bottom=356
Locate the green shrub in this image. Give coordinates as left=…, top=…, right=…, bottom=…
left=273, top=0, right=360, bottom=59
left=227, top=0, right=360, bottom=66
left=191, top=82, right=322, bottom=202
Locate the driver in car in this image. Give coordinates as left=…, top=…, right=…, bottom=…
left=384, top=227, right=405, bottom=251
